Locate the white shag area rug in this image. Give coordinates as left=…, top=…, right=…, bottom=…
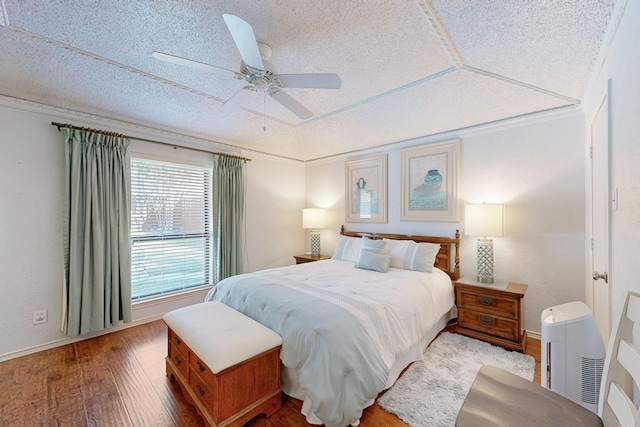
left=377, top=332, right=535, bottom=427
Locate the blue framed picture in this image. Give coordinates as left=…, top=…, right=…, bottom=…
left=345, top=155, right=388, bottom=223
left=401, top=139, right=460, bottom=222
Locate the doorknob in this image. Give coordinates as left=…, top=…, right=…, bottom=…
left=592, top=271, right=608, bottom=283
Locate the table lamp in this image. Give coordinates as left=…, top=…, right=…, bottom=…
left=303, top=208, right=326, bottom=255
left=465, top=203, right=504, bottom=284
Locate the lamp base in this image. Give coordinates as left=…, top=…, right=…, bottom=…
left=476, top=238, right=494, bottom=284
left=310, top=230, right=321, bottom=256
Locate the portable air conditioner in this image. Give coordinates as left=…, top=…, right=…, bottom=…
left=541, top=301, right=605, bottom=413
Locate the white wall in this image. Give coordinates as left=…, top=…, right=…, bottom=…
left=463, top=116, right=586, bottom=334
left=306, top=113, right=586, bottom=334
left=582, top=0, right=640, bottom=324
left=1, top=106, right=67, bottom=357
left=244, top=154, right=306, bottom=271
left=0, top=103, right=305, bottom=359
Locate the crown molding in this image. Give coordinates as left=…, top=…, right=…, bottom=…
left=463, top=66, right=581, bottom=105
left=306, top=104, right=581, bottom=164
left=583, top=0, right=629, bottom=99
left=0, top=95, right=304, bottom=163
left=416, top=0, right=464, bottom=67
left=299, top=67, right=457, bottom=126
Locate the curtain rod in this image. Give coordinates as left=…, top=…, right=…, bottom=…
left=51, top=122, right=251, bottom=162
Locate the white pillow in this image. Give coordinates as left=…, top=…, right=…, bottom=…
left=332, top=235, right=363, bottom=262
left=382, top=239, right=441, bottom=272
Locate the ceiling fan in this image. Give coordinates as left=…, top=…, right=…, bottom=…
left=152, top=14, right=341, bottom=120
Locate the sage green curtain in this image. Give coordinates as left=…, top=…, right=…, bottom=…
left=62, top=128, right=131, bottom=337
left=213, top=155, right=245, bottom=282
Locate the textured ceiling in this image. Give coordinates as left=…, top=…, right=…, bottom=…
left=0, top=0, right=618, bottom=161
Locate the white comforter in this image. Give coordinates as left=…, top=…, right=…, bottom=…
left=205, top=259, right=454, bottom=427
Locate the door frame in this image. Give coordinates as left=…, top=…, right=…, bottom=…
left=586, top=78, right=612, bottom=343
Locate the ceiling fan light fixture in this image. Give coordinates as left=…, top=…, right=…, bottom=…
left=252, top=76, right=269, bottom=91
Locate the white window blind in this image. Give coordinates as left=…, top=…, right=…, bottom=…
left=130, top=157, right=211, bottom=300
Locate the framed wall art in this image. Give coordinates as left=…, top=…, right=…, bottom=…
left=345, top=155, right=388, bottom=223
left=400, top=139, right=461, bottom=222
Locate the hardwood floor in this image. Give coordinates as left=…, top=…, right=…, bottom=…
left=0, top=321, right=541, bottom=427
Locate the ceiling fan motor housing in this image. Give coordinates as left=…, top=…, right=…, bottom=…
left=241, top=61, right=282, bottom=92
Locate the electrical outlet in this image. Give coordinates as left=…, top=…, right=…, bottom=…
left=32, top=309, right=48, bottom=325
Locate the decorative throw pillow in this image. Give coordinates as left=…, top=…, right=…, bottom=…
left=332, top=235, right=363, bottom=262
left=383, top=239, right=441, bottom=272
left=355, top=249, right=391, bottom=273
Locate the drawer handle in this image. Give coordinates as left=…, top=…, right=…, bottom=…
left=479, top=296, right=493, bottom=305
left=173, top=355, right=181, bottom=365
left=480, top=315, right=494, bottom=325
left=197, top=383, right=205, bottom=396
left=196, top=361, right=206, bottom=373
left=174, top=336, right=182, bottom=345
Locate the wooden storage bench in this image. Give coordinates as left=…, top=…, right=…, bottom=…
left=163, top=302, right=283, bottom=427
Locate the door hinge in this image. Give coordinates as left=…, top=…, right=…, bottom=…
left=591, top=238, right=594, bottom=250
left=590, top=146, right=593, bottom=159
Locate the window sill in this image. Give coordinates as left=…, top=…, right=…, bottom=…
left=132, top=285, right=214, bottom=309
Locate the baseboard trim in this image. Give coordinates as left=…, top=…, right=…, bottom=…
left=0, top=314, right=165, bottom=363
left=1, top=287, right=212, bottom=363
left=527, top=330, right=541, bottom=341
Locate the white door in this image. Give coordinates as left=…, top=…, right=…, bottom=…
left=590, top=80, right=611, bottom=345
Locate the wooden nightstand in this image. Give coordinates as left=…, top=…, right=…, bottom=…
left=293, top=254, right=331, bottom=264
left=454, top=277, right=528, bottom=352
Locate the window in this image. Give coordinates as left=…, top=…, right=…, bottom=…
left=130, top=157, right=212, bottom=300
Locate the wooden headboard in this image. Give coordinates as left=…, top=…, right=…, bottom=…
left=340, top=225, right=460, bottom=280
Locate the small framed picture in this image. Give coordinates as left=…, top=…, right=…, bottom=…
left=345, top=155, right=388, bottom=223
left=400, top=139, right=461, bottom=222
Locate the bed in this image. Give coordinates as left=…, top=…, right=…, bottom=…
left=204, top=226, right=460, bottom=427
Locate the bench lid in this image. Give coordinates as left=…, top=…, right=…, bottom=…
left=163, top=302, right=282, bottom=373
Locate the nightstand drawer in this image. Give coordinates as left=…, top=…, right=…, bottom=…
left=458, top=308, right=519, bottom=341
left=457, top=289, right=518, bottom=319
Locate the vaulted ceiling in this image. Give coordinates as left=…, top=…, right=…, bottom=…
left=0, top=1, right=618, bottom=161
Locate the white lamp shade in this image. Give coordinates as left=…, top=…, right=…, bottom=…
left=303, top=208, right=326, bottom=229
left=465, top=204, right=504, bottom=237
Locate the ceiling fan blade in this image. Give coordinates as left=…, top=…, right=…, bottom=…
left=222, top=86, right=257, bottom=109
left=270, top=90, right=313, bottom=119
left=274, top=73, right=342, bottom=89
left=152, top=51, right=239, bottom=77
left=222, top=14, right=264, bottom=71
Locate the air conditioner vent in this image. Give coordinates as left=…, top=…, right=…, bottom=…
left=580, top=356, right=604, bottom=405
